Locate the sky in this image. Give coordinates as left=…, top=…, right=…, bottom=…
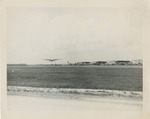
left=7, top=8, right=143, bottom=64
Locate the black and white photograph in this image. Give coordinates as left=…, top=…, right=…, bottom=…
left=0, top=0, right=150, bottom=119
left=6, top=7, right=143, bottom=111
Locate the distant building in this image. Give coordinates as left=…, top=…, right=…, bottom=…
left=75, top=62, right=90, bottom=65
left=106, top=61, right=116, bottom=65
left=115, top=60, right=131, bottom=65
left=93, top=61, right=107, bottom=65
left=130, top=59, right=142, bottom=65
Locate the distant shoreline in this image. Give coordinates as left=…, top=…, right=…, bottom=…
left=7, top=64, right=142, bottom=67
left=7, top=59, right=143, bottom=66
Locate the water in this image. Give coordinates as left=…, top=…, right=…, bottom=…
left=7, top=65, right=142, bottom=91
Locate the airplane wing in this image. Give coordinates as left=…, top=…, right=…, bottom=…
left=43, top=59, right=61, bottom=61
left=44, top=59, right=51, bottom=61
left=43, top=59, right=52, bottom=61
left=53, top=59, right=60, bottom=61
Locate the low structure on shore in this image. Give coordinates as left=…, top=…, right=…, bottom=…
left=7, top=59, right=142, bottom=66
left=115, top=60, right=131, bottom=65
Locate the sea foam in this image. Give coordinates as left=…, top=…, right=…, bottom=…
left=7, top=86, right=142, bottom=100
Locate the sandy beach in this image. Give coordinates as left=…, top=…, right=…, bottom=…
left=6, top=94, right=143, bottom=119
left=7, top=94, right=142, bottom=111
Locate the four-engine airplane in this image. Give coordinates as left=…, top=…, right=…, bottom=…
left=43, top=59, right=60, bottom=62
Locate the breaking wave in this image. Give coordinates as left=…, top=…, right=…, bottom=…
left=7, top=86, right=142, bottom=100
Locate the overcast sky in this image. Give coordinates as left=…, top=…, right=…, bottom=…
left=7, top=8, right=142, bottom=64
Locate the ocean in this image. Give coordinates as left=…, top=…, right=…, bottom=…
left=7, top=65, right=142, bottom=91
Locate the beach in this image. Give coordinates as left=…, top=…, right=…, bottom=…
left=7, top=94, right=143, bottom=119
left=7, top=94, right=142, bottom=111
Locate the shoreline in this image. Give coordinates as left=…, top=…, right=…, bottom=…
left=7, top=86, right=143, bottom=111
left=7, top=86, right=142, bottom=105
left=7, top=65, right=142, bottom=68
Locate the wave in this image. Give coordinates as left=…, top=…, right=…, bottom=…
left=7, top=86, right=142, bottom=100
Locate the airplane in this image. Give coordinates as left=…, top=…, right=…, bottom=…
left=43, top=59, right=61, bottom=62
